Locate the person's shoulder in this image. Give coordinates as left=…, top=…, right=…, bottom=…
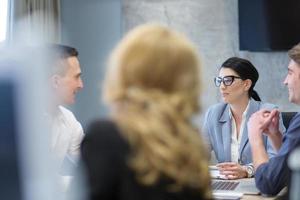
left=59, top=105, right=77, bottom=120
left=84, top=119, right=128, bottom=151
left=258, top=101, right=279, bottom=110
left=287, top=113, right=300, bottom=129
left=81, top=120, right=129, bottom=164
left=85, top=119, right=122, bottom=141
left=206, top=102, right=227, bottom=113
left=204, top=103, right=228, bottom=124
left=86, top=119, right=118, bottom=135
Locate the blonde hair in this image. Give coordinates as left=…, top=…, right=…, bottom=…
left=104, top=24, right=211, bottom=198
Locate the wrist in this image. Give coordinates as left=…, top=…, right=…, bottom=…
left=269, top=131, right=282, bottom=140
left=243, top=165, right=255, bottom=178
left=249, top=139, right=264, bottom=149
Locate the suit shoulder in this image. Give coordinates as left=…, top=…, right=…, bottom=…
left=259, top=102, right=278, bottom=110
left=205, top=103, right=227, bottom=116
left=204, top=103, right=227, bottom=125
left=287, top=113, right=300, bottom=130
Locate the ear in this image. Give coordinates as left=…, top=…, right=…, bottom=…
left=50, top=74, right=61, bottom=89
left=244, top=79, right=252, bottom=91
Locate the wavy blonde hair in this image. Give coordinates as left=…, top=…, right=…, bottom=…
left=103, top=24, right=211, bottom=198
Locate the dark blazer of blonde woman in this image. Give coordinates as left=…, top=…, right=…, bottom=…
left=81, top=120, right=210, bottom=200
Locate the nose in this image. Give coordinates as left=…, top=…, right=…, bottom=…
left=283, top=75, right=288, bottom=86
left=219, top=81, right=226, bottom=89
left=78, top=78, right=84, bottom=89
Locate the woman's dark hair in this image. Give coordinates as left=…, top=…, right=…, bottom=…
left=220, top=57, right=261, bottom=101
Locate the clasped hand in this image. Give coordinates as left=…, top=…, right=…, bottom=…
left=248, top=109, right=280, bottom=137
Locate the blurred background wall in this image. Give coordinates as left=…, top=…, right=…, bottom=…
left=60, top=0, right=297, bottom=128
left=61, top=0, right=121, bottom=127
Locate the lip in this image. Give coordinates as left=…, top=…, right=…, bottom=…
left=221, top=93, right=229, bottom=97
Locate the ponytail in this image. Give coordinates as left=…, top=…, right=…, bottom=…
left=251, top=90, right=261, bottom=101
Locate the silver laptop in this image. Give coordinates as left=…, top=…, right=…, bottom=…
left=210, top=166, right=260, bottom=199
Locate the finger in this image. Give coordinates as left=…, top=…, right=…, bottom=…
left=261, top=111, right=275, bottom=126
left=269, top=109, right=279, bottom=118
left=219, top=170, right=236, bottom=176
left=224, top=166, right=239, bottom=171
left=258, top=109, right=271, bottom=115
left=226, top=174, right=238, bottom=180
left=271, top=114, right=279, bottom=124
left=218, top=165, right=238, bottom=172
left=263, top=111, right=271, bottom=117
left=216, top=162, right=236, bottom=168
left=250, top=110, right=270, bottom=121
left=264, top=112, right=279, bottom=123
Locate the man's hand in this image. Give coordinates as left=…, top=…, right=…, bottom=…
left=262, top=110, right=282, bottom=150
left=263, top=110, right=280, bottom=135
left=248, top=109, right=282, bottom=151
left=247, top=109, right=275, bottom=168
left=248, top=109, right=277, bottom=142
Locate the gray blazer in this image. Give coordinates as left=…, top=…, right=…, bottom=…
left=202, top=99, right=285, bottom=165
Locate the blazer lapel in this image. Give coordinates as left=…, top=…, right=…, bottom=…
left=220, top=104, right=232, bottom=162
left=239, top=99, right=260, bottom=159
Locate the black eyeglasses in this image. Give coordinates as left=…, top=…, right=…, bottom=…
left=214, top=75, right=242, bottom=87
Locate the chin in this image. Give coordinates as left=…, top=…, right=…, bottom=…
left=222, top=97, right=229, bottom=103
left=290, top=97, right=300, bottom=104
left=64, top=99, right=75, bottom=105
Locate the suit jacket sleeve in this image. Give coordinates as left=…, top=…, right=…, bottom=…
left=255, top=113, right=300, bottom=195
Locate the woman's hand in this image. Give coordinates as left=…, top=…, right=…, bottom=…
left=216, top=162, right=247, bottom=179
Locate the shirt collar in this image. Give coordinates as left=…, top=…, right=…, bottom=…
left=228, top=100, right=250, bottom=119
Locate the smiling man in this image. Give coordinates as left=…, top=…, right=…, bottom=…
left=46, top=44, right=84, bottom=175
left=248, top=43, right=300, bottom=196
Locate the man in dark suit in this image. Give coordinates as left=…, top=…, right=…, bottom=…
left=248, top=42, right=300, bottom=196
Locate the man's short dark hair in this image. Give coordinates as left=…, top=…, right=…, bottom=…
left=46, top=44, right=79, bottom=76
left=49, top=44, right=79, bottom=59
left=288, top=43, right=300, bottom=65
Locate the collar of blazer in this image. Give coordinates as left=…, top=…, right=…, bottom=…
left=218, top=98, right=261, bottom=123
left=217, top=98, right=262, bottom=163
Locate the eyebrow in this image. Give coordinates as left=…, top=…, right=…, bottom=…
left=218, top=75, right=237, bottom=78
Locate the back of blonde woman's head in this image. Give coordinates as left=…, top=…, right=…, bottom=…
left=104, top=24, right=211, bottom=198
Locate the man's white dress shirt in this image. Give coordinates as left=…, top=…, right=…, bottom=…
left=50, top=105, right=84, bottom=174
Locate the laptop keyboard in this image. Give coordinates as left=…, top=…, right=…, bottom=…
left=212, top=181, right=240, bottom=190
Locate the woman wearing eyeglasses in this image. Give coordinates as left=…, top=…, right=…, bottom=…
left=202, top=57, right=285, bottom=179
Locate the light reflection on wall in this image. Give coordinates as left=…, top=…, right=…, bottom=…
left=0, top=0, right=8, bottom=42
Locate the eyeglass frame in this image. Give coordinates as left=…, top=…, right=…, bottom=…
left=214, top=75, right=243, bottom=87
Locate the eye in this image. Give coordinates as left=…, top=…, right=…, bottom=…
left=223, top=77, right=233, bottom=85
left=214, top=77, right=222, bottom=87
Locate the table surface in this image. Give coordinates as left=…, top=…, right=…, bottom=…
left=242, top=194, right=275, bottom=200
left=212, top=177, right=285, bottom=200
